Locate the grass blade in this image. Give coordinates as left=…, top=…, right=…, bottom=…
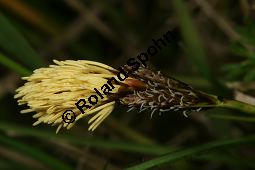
left=197, top=152, right=255, bottom=169
left=0, top=122, right=175, bottom=155
left=125, top=135, right=255, bottom=170
left=0, top=13, right=44, bottom=69
left=0, top=134, right=72, bottom=170
left=172, top=0, right=228, bottom=95
left=0, top=53, right=31, bottom=76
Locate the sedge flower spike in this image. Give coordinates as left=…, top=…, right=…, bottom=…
left=15, top=60, right=255, bottom=133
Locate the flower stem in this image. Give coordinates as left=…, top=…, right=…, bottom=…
left=218, top=99, right=255, bottom=115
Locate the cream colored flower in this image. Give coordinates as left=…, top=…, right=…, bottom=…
left=15, top=60, right=124, bottom=133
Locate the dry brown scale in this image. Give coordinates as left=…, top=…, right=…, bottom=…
left=118, top=65, right=219, bottom=118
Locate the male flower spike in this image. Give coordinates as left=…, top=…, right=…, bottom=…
left=15, top=60, right=123, bottom=133
left=16, top=59, right=252, bottom=133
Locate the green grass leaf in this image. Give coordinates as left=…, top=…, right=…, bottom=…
left=125, top=135, right=255, bottom=170
left=198, top=152, right=255, bottom=169
left=0, top=13, right=44, bottom=69
left=0, top=122, right=175, bottom=155
left=0, top=134, right=72, bottom=170
left=172, top=0, right=228, bottom=95
left=0, top=53, right=31, bottom=76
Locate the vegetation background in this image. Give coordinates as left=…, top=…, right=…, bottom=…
left=0, top=0, right=255, bottom=169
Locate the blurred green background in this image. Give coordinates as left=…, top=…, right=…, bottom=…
left=0, top=0, right=255, bottom=169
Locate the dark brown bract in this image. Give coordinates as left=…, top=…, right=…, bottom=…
left=120, top=67, right=219, bottom=117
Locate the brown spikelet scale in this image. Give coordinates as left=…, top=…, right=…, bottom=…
left=120, top=66, right=220, bottom=117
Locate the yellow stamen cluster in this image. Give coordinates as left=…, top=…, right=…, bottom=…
left=15, top=60, right=120, bottom=133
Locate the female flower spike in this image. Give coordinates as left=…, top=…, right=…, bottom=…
left=15, top=60, right=123, bottom=133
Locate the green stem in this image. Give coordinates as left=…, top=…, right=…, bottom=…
left=218, top=99, right=255, bottom=115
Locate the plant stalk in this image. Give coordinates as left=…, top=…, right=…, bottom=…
left=217, top=99, right=255, bottom=115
